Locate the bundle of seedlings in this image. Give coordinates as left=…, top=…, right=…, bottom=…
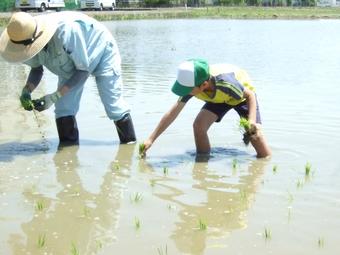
left=239, top=117, right=258, bottom=145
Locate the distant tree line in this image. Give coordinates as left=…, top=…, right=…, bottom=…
left=0, top=0, right=319, bottom=12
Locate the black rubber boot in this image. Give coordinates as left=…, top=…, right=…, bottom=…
left=56, top=115, right=79, bottom=147
left=114, top=113, right=136, bottom=144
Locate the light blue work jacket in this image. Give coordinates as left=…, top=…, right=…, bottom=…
left=25, top=12, right=120, bottom=79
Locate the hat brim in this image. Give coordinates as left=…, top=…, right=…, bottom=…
left=0, top=14, right=58, bottom=63
left=171, top=80, right=195, bottom=97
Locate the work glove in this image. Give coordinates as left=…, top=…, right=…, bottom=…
left=32, top=91, right=62, bottom=112
left=20, top=87, right=34, bottom=111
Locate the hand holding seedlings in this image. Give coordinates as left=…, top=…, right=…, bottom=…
left=239, top=117, right=260, bottom=145
left=20, top=87, right=34, bottom=111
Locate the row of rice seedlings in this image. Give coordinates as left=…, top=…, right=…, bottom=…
left=157, top=244, right=168, bottom=255
left=130, top=192, right=143, bottom=203
left=37, top=234, right=46, bottom=248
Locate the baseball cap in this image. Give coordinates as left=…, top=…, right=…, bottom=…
left=171, top=58, right=210, bottom=97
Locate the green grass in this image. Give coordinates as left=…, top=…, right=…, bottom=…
left=2, top=7, right=340, bottom=27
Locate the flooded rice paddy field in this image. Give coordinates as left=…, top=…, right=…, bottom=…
left=1, top=19, right=340, bottom=255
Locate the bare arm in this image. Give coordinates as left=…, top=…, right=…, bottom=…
left=143, top=100, right=186, bottom=153
left=243, top=88, right=257, bottom=124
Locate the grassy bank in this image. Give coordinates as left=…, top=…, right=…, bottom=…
left=1, top=6, right=340, bottom=26
left=93, top=7, right=340, bottom=21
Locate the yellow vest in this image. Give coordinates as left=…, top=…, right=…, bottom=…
left=195, top=64, right=255, bottom=106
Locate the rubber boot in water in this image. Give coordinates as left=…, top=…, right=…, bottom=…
left=114, top=113, right=136, bottom=144
left=56, top=115, right=79, bottom=147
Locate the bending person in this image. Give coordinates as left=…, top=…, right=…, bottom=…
left=142, top=59, right=271, bottom=158
left=0, top=12, right=136, bottom=146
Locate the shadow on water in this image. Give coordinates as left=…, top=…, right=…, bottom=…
left=144, top=146, right=252, bottom=169
left=0, top=139, right=121, bottom=162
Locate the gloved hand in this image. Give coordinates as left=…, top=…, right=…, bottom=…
left=20, top=87, right=33, bottom=111
left=32, top=91, right=62, bottom=112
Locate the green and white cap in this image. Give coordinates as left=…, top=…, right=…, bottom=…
left=171, top=59, right=210, bottom=97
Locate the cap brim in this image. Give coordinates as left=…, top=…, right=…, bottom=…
left=171, top=80, right=194, bottom=97
left=0, top=14, right=58, bottom=63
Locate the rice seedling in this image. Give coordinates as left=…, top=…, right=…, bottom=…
left=83, top=207, right=90, bottom=218
left=263, top=227, right=272, bottom=240
left=150, top=179, right=156, bottom=187
left=163, top=167, right=168, bottom=176
left=37, top=234, right=46, bottom=248
left=239, top=117, right=251, bottom=131
left=130, top=192, right=143, bottom=203
left=70, top=242, right=79, bottom=255
left=305, top=162, right=312, bottom=176
left=157, top=245, right=168, bottom=255
left=112, top=161, right=120, bottom=171
left=134, top=217, right=141, bottom=230
left=318, top=237, right=325, bottom=247
left=198, top=219, right=207, bottom=230
left=240, top=189, right=247, bottom=201
left=272, top=165, right=278, bottom=173
left=35, top=201, right=44, bottom=212
left=287, top=191, right=294, bottom=203
left=239, top=117, right=257, bottom=145
left=296, top=179, right=304, bottom=189
left=232, top=158, right=238, bottom=169
left=95, top=240, right=103, bottom=251
left=138, top=143, right=146, bottom=159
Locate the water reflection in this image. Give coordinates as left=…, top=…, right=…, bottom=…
left=10, top=144, right=135, bottom=254
left=149, top=158, right=268, bottom=255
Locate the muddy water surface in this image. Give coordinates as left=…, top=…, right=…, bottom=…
left=1, top=19, right=340, bottom=255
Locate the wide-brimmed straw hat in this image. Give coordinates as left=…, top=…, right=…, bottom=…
left=0, top=12, right=58, bottom=63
